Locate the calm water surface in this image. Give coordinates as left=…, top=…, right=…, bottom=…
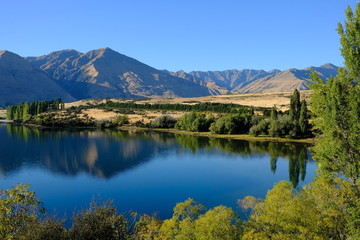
left=0, top=124, right=316, bottom=219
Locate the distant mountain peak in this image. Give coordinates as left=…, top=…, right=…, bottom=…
left=0, top=50, right=9, bottom=55
left=268, top=69, right=281, bottom=74
left=320, top=63, right=338, bottom=69
left=0, top=50, right=20, bottom=58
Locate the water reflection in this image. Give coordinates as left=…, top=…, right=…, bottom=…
left=175, top=135, right=310, bottom=187
left=2, top=125, right=312, bottom=187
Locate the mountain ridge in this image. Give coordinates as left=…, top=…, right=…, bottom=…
left=0, top=48, right=340, bottom=106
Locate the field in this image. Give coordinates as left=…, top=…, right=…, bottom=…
left=64, top=90, right=312, bottom=123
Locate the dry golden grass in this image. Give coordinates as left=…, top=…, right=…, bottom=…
left=43, top=90, right=313, bottom=123
left=82, top=109, right=184, bottom=123
left=65, top=90, right=312, bottom=112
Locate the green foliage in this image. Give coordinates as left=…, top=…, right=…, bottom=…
left=298, top=100, right=309, bottom=135
left=310, top=4, right=360, bottom=183
left=22, top=102, right=30, bottom=121
left=31, top=113, right=96, bottom=127
left=68, top=201, right=129, bottom=240
left=241, top=178, right=360, bottom=239
left=209, top=114, right=252, bottom=134
left=6, top=105, right=14, bottom=120
left=112, top=115, right=129, bottom=126
left=136, top=198, right=242, bottom=240
left=268, top=115, right=295, bottom=138
left=98, top=101, right=257, bottom=114
left=134, top=214, right=162, bottom=240
left=338, top=4, right=360, bottom=79
left=270, top=105, right=278, bottom=120
left=194, top=206, right=242, bottom=240
left=289, top=89, right=301, bottom=122
left=0, top=184, right=43, bottom=240
left=175, top=112, right=214, bottom=132
left=249, top=119, right=270, bottom=136
left=23, top=217, right=67, bottom=240
left=6, top=99, right=64, bottom=121
left=150, top=115, right=177, bottom=128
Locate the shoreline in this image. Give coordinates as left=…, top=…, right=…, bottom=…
left=120, top=126, right=316, bottom=144
left=2, top=122, right=316, bottom=144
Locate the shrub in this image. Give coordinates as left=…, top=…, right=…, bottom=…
left=24, top=217, right=67, bottom=240
left=150, top=115, right=177, bottom=128
left=268, top=115, right=295, bottom=138
left=210, top=114, right=251, bottom=134
left=112, top=115, right=129, bottom=126
left=249, top=119, right=270, bottom=136
left=175, top=113, right=214, bottom=132
left=68, top=201, right=129, bottom=240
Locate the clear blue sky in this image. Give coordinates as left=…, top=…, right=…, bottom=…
left=0, top=0, right=357, bottom=72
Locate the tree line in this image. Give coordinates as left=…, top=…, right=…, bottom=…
left=97, top=101, right=258, bottom=114
left=171, top=89, right=310, bottom=139
left=6, top=99, right=64, bottom=121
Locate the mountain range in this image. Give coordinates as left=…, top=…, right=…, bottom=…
left=0, top=47, right=339, bottom=106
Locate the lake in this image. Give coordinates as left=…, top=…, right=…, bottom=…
left=0, top=124, right=316, bottom=220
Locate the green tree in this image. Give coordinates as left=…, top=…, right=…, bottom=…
left=68, top=201, right=129, bottom=240
left=298, top=100, right=309, bottom=135
left=240, top=178, right=356, bottom=240
left=194, top=206, right=242, bottom=240
left=158, top=198, right=205, bottom=240
left=0, top=184, right=43, bottom=240
left=6, top=105, right=14, bottom=120
left=289, top=89, right=301, bottom=122
left=22, top=102, right=30, bottom=121
left=270, top=105, right=278, bottom=120
left=310, top=4, right=360, bottom=183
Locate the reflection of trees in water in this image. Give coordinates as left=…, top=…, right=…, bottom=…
left=174, top=134, right=311, bottom=187
left=3, top=125, right=311, bottom=186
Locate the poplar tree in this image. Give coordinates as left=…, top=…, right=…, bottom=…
left=6, top=105, right=14, bottom=120
left=270, top=105, right=278, bottom=120
left=298, top=100, right=308, bottom=135
left=289, top=89, right=300, bottom=122
left=22, top=102, right=30, bottom=121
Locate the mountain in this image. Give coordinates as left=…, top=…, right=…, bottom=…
left=168, top=63, right=338, bottom=94
left=0, top=50, right=75, bottom=106
left=0, top=48, right=339, bottom=107
left=27, top=48, right=211, bottom=99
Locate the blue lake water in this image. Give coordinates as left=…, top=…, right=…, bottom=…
left=0, top=124, right=316, bottom=220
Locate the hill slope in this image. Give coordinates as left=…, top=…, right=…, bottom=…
left=0, top=50, right=75, bottom=106
left=27, top=48, right=211, bottom=99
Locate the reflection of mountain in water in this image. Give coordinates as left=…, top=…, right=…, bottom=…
left=1, top=125, right=312, bottom=186
left=1, top=125, right=177, bottom=178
